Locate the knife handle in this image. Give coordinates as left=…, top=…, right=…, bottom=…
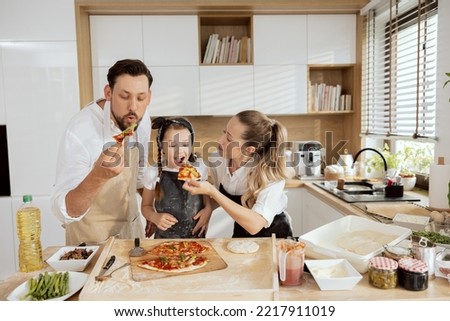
left=103, top=255, right=116, bottom=269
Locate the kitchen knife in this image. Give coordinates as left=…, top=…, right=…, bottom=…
left=96, top=255, right=116, bottom=278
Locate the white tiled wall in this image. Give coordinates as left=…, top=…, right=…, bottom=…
left=0, top=48, right=5, bottom=125
left=0, top=0, right=76, bottom=279
left=0, top=0, right=76, bottom=41
left=2, top=42, right=80, bottom=196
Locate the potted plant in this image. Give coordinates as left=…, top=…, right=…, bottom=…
left=444, top=72, right=450, bottom=102
left=365, top=142, right=433, bottom=188
left=365, top=143, right=403, bottom=178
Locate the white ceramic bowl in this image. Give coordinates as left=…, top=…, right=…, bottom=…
left=305, top=259, right=362, bottom=291
left=393, top=213, right=430, bottom=231
left=46, top=246, right=99, bottom=272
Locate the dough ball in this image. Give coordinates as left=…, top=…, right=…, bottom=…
left=227, top=240, right=259, bottom=254
left=430, top=211, right=445, bottom=223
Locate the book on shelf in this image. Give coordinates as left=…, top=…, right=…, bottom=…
left=203, top=34, right=214, bottom=64
left=309, top=82, right=351, bottom=112
left=203, top=34, right=252, bottom=64
left=211, top=37, right=221, bottom=64
left=204, top=33, right=219, bottom=64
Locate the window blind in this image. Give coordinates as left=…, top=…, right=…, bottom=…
left=361, top=0, right=438, bottom=140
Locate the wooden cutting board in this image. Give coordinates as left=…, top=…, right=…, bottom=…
left=364, top=202, right=431, bottom=219
left=129, top=240, right=227, bottom=281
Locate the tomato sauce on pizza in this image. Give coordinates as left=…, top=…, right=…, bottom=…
left=178, top=163, right=201, bottom=181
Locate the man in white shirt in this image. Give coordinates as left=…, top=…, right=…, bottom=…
left=51, top=59, right=153, bottom=245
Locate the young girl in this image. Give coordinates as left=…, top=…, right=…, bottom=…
left=183, top=110, right=293, bottom=238
left=141, top=117, right=212, bottom=238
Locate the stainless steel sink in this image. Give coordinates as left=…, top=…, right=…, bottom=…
left=314, top=181, right=421, bottom=203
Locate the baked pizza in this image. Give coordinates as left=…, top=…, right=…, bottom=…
left=138, top=254, right=208, bottom=273
left=113, top=123, right=137, bottom=143
left=137, top=241, right=210, bottom=273
left=178, top=163, right=201, bottom=181
left=149, top=241, right=210, bottom=256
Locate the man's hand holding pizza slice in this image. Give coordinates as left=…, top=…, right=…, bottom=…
left=113, top=123, right=137, bottom=144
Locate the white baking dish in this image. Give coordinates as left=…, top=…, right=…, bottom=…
left=299, top=215, right=411, bottom=273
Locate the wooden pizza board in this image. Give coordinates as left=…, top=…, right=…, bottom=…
left=129, top=240, right=228, bottom=281
left=79, top=236, right=278, bottom=301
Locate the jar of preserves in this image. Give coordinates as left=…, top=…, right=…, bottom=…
left=368, top=256, right=398, bottom=289
left=398, top=257, right=428, bottom=291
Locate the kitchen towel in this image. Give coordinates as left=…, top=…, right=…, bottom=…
left=428, top=160, right=450, bottom=210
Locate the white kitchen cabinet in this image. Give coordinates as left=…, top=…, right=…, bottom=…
left=88, top=13, right=356, bottom=116
left=0, top=197, right=15, bottom=281
left=301, top=189, right=344, bottom=235
left=143, top=15, right=199, bottom=66
left=254, top=65, right=307, bottom=114
left=90, top=15, right=144, bottom=67
left=307, top=15, right=356, bottom=64
left=150, top=66, right=201, bottom=116
left=285, top=188, right=304, bottom=236
left=200, top=66, right=254, bottom=115
left=253, top=15, right=307, bottom=65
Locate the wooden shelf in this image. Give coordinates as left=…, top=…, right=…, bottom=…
left=198, top=15, right=253, bottom=65
left=308, top=64, right=355, bottom=113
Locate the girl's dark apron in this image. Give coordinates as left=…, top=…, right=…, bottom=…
left=154, top=171, right=204, bottom=238
left=219, top=184, right=293, bottom=238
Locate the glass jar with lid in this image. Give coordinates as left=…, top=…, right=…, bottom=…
left=398, top=257, right=428, bottom=291
left=368, top=256, right=398, bottom=289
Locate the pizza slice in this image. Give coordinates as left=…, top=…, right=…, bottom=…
left=178, top=163, right=201, bottom=181
left=137, top=254, right=208, bottom=273
left=113, top=123, right=137, bottom=143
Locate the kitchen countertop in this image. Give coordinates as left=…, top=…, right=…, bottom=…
left=2, top=179, right=441, bottom=301
left=1, top=240, right=449, bottom=301
left=286, top=177, right=430, bottom=219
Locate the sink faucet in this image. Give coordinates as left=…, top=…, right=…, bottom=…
left=352, top=147, right=388, bottom=172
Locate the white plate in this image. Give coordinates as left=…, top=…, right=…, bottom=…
left=6, top=271, right=88, bottom=301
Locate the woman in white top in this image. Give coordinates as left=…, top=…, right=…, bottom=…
left=183, top=110, right=292, bottom=238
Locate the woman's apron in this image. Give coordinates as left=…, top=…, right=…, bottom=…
left=219, top=184, right=293, bottom=238
left=65, top=101, right=144, bottom=245
left=154, top=171, right=204, bottom=239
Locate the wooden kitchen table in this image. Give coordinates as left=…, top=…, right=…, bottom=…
left=1, top=240, right=450, bottom=301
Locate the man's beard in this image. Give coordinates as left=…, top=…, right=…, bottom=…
left=111, top=106, right=141, bottom=131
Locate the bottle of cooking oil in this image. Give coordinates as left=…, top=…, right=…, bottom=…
left=16, top=195, right=43, bottom=272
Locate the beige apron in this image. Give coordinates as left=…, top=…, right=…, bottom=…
left=65, top=101, right=144, bottom=245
